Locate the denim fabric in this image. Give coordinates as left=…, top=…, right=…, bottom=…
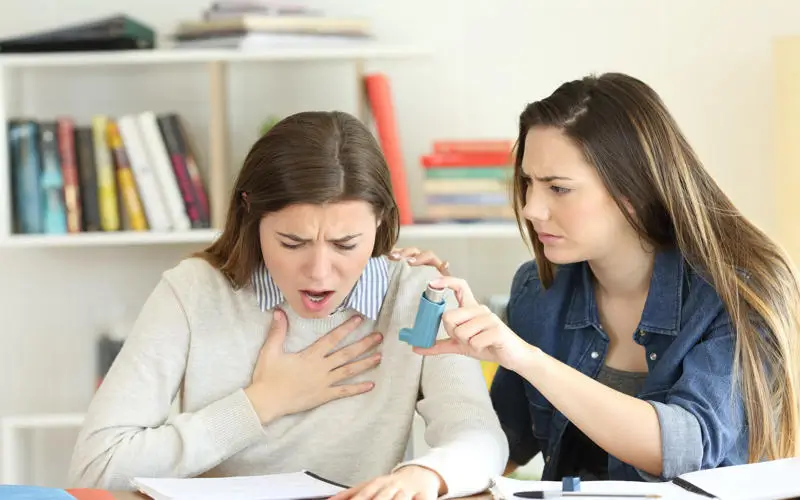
left=490, top=247, right=748, bottom=481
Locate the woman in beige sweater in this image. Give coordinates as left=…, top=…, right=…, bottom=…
left=68, top=110, right=507, bottom=500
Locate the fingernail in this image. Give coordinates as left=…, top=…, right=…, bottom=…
left=373, top=333, right=383, bottom=341
left=273, top=309, right=282, bottom=320
left=353, top=315, right=363, bottom=324
left=390, top=252, right=399, bottom=258
left=407, top=257, right=416, bottom=263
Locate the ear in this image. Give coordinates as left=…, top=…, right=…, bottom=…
left=622, top=198, right=635, bottom=216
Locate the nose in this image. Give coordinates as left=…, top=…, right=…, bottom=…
left=521, top=182, right=549, bottom=222
left=304, top=245, right=333, bottom=282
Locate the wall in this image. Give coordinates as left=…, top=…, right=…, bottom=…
left=0, top=0, right=798, bottom=487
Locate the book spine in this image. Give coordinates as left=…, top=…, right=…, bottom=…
left=56, top=118, right=82, bottom=233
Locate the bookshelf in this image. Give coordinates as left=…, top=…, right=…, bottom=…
left=0, top=223, right=521, bottom=248
left=0, top=45, right=526, bottom=247
left=774, top=36, right=800, bottom=265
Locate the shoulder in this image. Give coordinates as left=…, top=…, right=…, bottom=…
left=385, top=257, right=442, bottom=302
left=160, top=257, right=254, bottom=313
left=161, top=256, right=232, bottom=292
left=680, top=260, right=732, bottom=335
left=507, top=259, right=581, bottom=314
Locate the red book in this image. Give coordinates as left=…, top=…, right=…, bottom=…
left=420, top=152, right=512, bottom=168
left=364, top=73, right=413, bottom=225
left=65, top=488, right=117, bottom=500
left=432, top=139, right=513, bottom=154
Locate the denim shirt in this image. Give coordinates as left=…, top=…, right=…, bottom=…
left=490, top=247, right=748, bottom=481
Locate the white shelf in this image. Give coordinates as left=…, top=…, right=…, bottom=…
left=0, top=45, right=429, bottom=68
left=399, top=222, right=522, bottom=239
left=1, top=412, right=84, bottom=429
left=0, top=229, right=221, bottom=248
left=0, top=223, right=521, bottom=248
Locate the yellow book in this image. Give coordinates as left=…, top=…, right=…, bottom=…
left=92, top=116, right=120, bottom=231
left=481, top=361, right=499, bottom=389
left=106, top=120, right=148, bottom=231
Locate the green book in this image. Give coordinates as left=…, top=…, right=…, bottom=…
left=424, top=167, right=513, bottom=180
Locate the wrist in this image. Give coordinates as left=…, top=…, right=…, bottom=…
left=244, top=384, right=282, bottom=424
left=508, top=342, right=546, bottom=376
left=398, top=465, right=447, bottom=496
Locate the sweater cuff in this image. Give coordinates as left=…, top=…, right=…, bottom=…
left=196, top=388, right=265, bottom=462
left=392, top=443, right=494, bottom=499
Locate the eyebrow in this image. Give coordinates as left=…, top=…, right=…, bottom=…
left=276, top=232, right=362, bottom=243
left=522, top=173, right=573, bottom=182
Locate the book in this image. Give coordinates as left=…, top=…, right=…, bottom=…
left=131, top=470, right=347, bottom=500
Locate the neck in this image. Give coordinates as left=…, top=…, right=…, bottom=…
left=589, top=239, right=656, bottom=299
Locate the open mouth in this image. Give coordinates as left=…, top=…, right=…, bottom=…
left=302, top=290, right=334, bottom=303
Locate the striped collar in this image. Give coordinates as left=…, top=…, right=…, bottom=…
left=252, top=256, right=390, bottom=320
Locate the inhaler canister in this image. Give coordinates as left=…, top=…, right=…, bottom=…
left=399, top=284, right=446, bottom=348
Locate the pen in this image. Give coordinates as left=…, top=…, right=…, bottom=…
left=514, top=492, right=661, bottom=499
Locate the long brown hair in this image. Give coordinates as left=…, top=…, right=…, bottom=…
left=512, top=72, right=800, bottom=461
left=196, top=110, right=399, bottom=288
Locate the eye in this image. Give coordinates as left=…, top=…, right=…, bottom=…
left=280, top=242, right=303, bottom=249
left=550, top=185, right=571, bottom=194
left=335, top=243, right=357, bottom=251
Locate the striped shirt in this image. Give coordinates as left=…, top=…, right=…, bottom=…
left=252, top=256, right=390, bottom=320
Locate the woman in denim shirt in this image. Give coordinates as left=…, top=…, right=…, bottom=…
left=392, top=72, right=800, bottom=481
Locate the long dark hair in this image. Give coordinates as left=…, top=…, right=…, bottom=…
left=512, top=72, right=800, bottom=461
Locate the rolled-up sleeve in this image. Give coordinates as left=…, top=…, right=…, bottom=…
left=638, top=323, right=746, bottom=481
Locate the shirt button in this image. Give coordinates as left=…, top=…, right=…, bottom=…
left=649, top=352, right=658, bottom=361
left=591, top=351, right=599, bottom=359
left=545, top=455, right=550, bottom=463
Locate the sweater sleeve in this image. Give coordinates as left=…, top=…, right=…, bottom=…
left=393, top=296, right=509, bottom=498
left=67, top=278, right=266, bottom=490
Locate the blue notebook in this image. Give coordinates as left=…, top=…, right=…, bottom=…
left=0, top=485, right=76, bottom=499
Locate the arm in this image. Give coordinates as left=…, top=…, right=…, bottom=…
left=514, top=323, right=742, bottom=480
left=515, top=347, right=664, bottom=476
left=395, top=293, right=509, bottom=498
left=68, top=279, right=265, bottom=490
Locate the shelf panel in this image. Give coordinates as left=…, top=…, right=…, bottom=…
left=0, top=230, right=221, bottom=248
left=0, top=223, right=522, bottom=248
left=1, top=413, right=84, bottom=429
left=0, top=45, right=429, bottom=68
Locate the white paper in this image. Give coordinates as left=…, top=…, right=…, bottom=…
left=131, top=470, right=346, bottom=500
left=677, top=457, right=800, bottom=500
left=489, top=476, right=697, bottom=500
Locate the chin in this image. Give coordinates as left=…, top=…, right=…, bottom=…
left=541, top=247, right=583, bottom=265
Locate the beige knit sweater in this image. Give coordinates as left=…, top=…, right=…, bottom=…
left=68, top=257, right=508, bottom=497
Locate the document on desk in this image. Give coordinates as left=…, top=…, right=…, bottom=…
left=490, top=477, right=696, bottom=500
left=492, top=457, right=800, bottom=500
left=131, top=470, right=347, bottom=500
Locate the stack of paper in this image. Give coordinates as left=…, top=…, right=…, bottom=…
left=131, top=470, right=346, bottom=500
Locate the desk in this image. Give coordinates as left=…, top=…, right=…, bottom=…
left=109, top=492, right=492, bottom=500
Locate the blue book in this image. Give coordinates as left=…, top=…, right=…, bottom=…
left=0, top=484, right=76, bottom=499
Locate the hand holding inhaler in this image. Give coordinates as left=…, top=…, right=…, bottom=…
left=407, top=276, right=540, bottom=372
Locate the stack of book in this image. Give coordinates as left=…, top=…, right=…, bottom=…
left=419, top=140, right=515, bottom=222
left=171, top=1, right=373, bottom=49
left=8, top=112, right=210, bottom=235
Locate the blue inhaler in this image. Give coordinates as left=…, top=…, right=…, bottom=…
left=399, top=284, right=446, bottom=348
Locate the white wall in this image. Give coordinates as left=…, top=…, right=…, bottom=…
left=0, top=0, right=798, bottom=487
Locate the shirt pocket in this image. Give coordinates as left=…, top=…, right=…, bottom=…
left=528, top=401, right=553, bottom=440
